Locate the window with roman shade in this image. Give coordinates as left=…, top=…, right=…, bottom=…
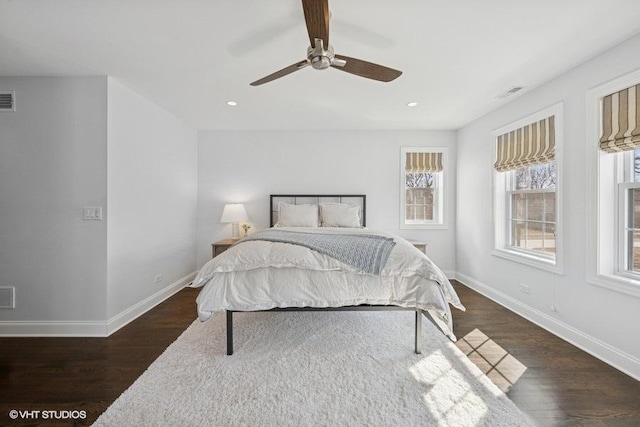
left=597, top=82, right=640, bottom=277
left=401, top=147, right=447, bottom=229
left=492, top=104, right=562, bottom=272
left=599, top=83, right=640, bottom=153
left=587, top=71, right=640, bottom=293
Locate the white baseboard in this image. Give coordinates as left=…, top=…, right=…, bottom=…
left=455, top=272, right=640, bottom=382
left=0, top=320, right=108, bottom=337
left=0, top=271, right=196, bottom=337
left=107, top=271, right=196, bottom=335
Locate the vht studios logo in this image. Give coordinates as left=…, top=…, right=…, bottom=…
left=9, top=409, right=87, bottom=420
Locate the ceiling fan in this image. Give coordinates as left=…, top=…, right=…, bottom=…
left=250, top=0, right=402, bottom=86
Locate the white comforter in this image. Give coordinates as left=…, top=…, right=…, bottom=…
left=191, top=228, right=465, bottom=340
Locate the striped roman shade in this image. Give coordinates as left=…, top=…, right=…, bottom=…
left=494, top=116, right=555, bottom=172
left=405, top=152, right=443, bottom=173
left=599, top=84, right=640, bottom=153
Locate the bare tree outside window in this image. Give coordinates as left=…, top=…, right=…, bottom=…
left=406, top=172, right=435, bottom=221
left=515, top=163, right=557, bottom=190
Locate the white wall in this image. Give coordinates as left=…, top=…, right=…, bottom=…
left=197, top=130, right=457, bottom=275
left=0, top=77, right=108, bottom=331
left=0, top=76, right=198, bottom=335
left=456, top=33, right=640, bottom=379
left=106, top=78, right=198, bottom=325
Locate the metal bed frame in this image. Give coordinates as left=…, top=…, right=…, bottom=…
left=225, top=194, right=427, bottom=355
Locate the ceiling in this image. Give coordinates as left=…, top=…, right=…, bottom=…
left=1, top=0, right=640, bottom=131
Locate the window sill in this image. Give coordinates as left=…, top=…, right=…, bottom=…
left=588, top=274, right=640, bottom=298
left=492, top=248, right=563, bottom=274
left=401, top=223, right=447, bottom=230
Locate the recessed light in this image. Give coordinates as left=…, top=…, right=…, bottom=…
left=226, top=101, right=237, bottom=106
left=407, top=102, right=418, bottom=107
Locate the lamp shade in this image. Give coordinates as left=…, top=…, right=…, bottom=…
left=220, top=204, right=249, bottom=223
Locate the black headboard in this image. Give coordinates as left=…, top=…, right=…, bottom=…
left=270, top=194, right=367, bottom=227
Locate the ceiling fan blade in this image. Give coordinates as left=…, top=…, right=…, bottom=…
left=250, top=60, right=309, bottom=86
left=331, top=54, right=402, bottom=82
left=301, top=0, right=330, bottom=47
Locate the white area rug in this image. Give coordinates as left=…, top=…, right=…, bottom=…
left=94, top=311, right=535, bottom=426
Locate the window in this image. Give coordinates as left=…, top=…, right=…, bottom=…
left=400, top=147, right=446, bottom=229
left=587, top=74, right=640, bottom=297
left=406, top=172, right=437, bottom=222
left=620, top=148, right=640, bottom=276
left=492, top=104, right=562, bottom=273
left=507, top=162, right=557, bottom=258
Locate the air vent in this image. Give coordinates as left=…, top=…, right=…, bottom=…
left=0, top=91, right=16, bottom=111
left=0, top=287, right=15, bottom=309
left=496, top=86, right=524, bottom=99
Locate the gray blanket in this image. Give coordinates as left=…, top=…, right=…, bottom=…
left=237, top=229, right=396, bottom=275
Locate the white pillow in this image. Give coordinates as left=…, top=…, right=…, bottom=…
left=319, top=203, right=361, bottom=228
left=276, top=203, right=319, bottom=227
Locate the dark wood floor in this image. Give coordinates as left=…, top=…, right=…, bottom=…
left=1, top=281, right=639, bottom=426
left=452, top=282, right=640, bottom=426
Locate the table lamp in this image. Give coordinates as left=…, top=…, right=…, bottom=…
left=220, top=203, right=249, bottom=239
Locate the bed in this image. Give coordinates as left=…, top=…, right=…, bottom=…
left=191, top=194, right=465, bottom=355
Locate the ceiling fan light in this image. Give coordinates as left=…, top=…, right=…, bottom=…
left=407, top=102, right=418, bottom=107
left=226, top=101, right=237, bottom=106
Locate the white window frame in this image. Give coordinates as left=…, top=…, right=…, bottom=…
left=400, top=147, right=448, bottom=229
left=587, top=69, right=640, bottom=298
left=492, top=103, right=563, bottom=274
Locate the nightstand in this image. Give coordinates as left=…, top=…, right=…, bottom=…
left=408, top=240, right=427, bottom=254
left=211, top=239, right=238, bottom=258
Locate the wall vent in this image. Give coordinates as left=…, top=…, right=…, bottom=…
left=0, top=287, right=15, bottom=309
left=496, top=86, right=524, bottom=99
left=0, top=91, right=16, bottom=111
